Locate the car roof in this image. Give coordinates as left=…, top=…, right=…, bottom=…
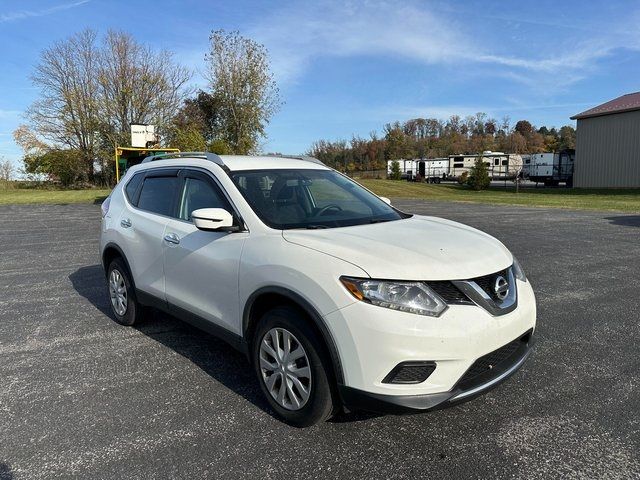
left=219, top=155, right=329, bottom=171
left=131, top=154, right=330, bottom=174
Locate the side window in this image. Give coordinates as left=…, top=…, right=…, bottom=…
left=494, top=158, right=500, bottom=165
left=502, top=160, right=509, bottom=166
left=178, top=177, right=230, bottom=221
left=124, top=172, right=143, bottom=206
left=137, top=176, right=180, bottom=216
left=233, top=173, right=275, bottom=217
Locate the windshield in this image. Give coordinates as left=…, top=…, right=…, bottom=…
left=231, top=169, right=410, bottom=229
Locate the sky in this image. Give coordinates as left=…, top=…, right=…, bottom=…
left=1, top=0, right=640, bottom=169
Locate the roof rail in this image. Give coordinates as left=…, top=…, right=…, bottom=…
left=265, top=154, right=325, bottom=166
left=141, top=151, right=228, bottom=172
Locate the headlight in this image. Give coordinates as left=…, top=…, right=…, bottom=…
left=340, top=277, right=448, bottom=317
left=512, top=256, right=527, bottom=282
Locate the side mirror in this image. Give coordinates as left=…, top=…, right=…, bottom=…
left=191, top=208, right=237, bottom=232
left=379, top=196, right=392, bottom=205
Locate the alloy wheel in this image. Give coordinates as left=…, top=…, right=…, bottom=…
left=109, top=269, right=128, bottom=316
left=259, top=327, right=312, bottom=410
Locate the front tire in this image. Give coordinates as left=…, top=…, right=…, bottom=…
left=107, top=258, right=143, bottom=326
left=252, top=307, right=335, bottom=427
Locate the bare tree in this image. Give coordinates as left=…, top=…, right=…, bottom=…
left=0, top=158, right=14, bottom=181
left=98, top=30, right=191, bottom=147
left=13, top=124, right=49, bottom=155
left=205, top=30, right=281, bottom=154
left=22, top=29, right=191, bottom=185
left=27, top=29, right=100, bottom=181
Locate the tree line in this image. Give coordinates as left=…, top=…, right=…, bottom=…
left=308, top=115, right=576, bottom=173
left=13, top=29, right=280, bottom=186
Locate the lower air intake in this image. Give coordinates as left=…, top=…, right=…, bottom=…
left=455, top=329, right=532, bottom=391
left=382, top=361, right=436, bottom=384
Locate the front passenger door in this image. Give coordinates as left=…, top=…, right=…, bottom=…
left=163, top=170, right=248, bottom=335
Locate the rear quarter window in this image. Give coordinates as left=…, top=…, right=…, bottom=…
left=124, top=173, right=143, bottom=206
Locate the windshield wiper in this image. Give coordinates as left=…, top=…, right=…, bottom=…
left=369, top=218, right=392, bottom=224
left=305, top=224, right=330, bottom=229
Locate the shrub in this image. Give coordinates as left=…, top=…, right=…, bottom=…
left=467, top=157, right=491, bottom=190
left=389, top=160, right=401, bottom=180
left=457, top=171, right=469, bottom=185
left=24, top=149, right=85, bottom=187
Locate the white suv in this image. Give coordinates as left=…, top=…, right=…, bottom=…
left=100, top=152, right=536, bottom=426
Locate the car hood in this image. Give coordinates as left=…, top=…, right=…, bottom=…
left=282, top=215, right=513, bottom=280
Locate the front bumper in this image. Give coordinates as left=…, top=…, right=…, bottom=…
left=339, top=330, right=534, bottom=413
left=324, top=278, right=536, bottom=397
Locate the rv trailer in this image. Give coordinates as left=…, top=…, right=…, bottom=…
left=387, top=159, right=416, bottom=179
left=448, top=151, right=523, bottom=180
left=527, top=149, right=575, bottom=186
left=415, top=158, right=449, bottom=183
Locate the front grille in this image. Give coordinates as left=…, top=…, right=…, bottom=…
left=455, top=330, right=532, bottom=391
left=383, top=361, right=436, bottom=384
left=473, top=269, right=509, bottom=301
left=426, top=268, right=513, bottom=307
left=427, top=281, right=472, bottom=304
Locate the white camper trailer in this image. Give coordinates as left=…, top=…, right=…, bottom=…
left=415, top=158, right=449, bottom=183
left=448, top=154, right=479, bottom=178
left=387, top=159, right=416, bottom=179
left=527, top=149, right=575, bottom=186
left=448, top=151, right=523, bottom=180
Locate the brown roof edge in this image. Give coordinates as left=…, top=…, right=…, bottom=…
left=571, top=92, right=640, bottom=120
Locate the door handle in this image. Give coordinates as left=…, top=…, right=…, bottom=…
left=163, top=233, right=180, bottom=245
left=120, top=218, right=132, bottom=228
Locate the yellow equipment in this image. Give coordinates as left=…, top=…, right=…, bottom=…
left=115, top=147, right=180, bottom=182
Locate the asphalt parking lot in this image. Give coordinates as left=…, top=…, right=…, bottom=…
left=1, top=200, right=639, bottom=479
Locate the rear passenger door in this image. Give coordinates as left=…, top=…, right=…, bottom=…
left=163, top=169, right=248, bottom=335
left=121, top=169, right=180, bottom=300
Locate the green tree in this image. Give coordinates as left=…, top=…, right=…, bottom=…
left=467, top=156, right=491, bottom=190
left=558, top=125, right=576, bottom=150
left=389, top=160, right=401, bottom=180
left=171, top=124, right=207, bottom=151
left=207, top=139, right=232, bottom=155
left=543, top=134, right=559, bottom=152
left=205, top=30, right=281, bottom=154
left=24, top=149, right=84, bottom=187
left=384, top=123, right=414, bottom=160
left=170, top=90, right=222, bottom=145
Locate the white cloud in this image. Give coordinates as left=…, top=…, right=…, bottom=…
left=246, top=0, right=639, bottom=93
left=0, top=0, right=90, bottom=23
left=249, top=1, right=472, bottom=83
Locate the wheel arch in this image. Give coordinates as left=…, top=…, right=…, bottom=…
left=243, top=286, right=345, bottom=385
left=102, top=243, right=134, bottom=285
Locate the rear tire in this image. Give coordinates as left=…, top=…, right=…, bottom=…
left=252, top=306, right=335, bottom=427
left=107, top=258, right=143, bottom=326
